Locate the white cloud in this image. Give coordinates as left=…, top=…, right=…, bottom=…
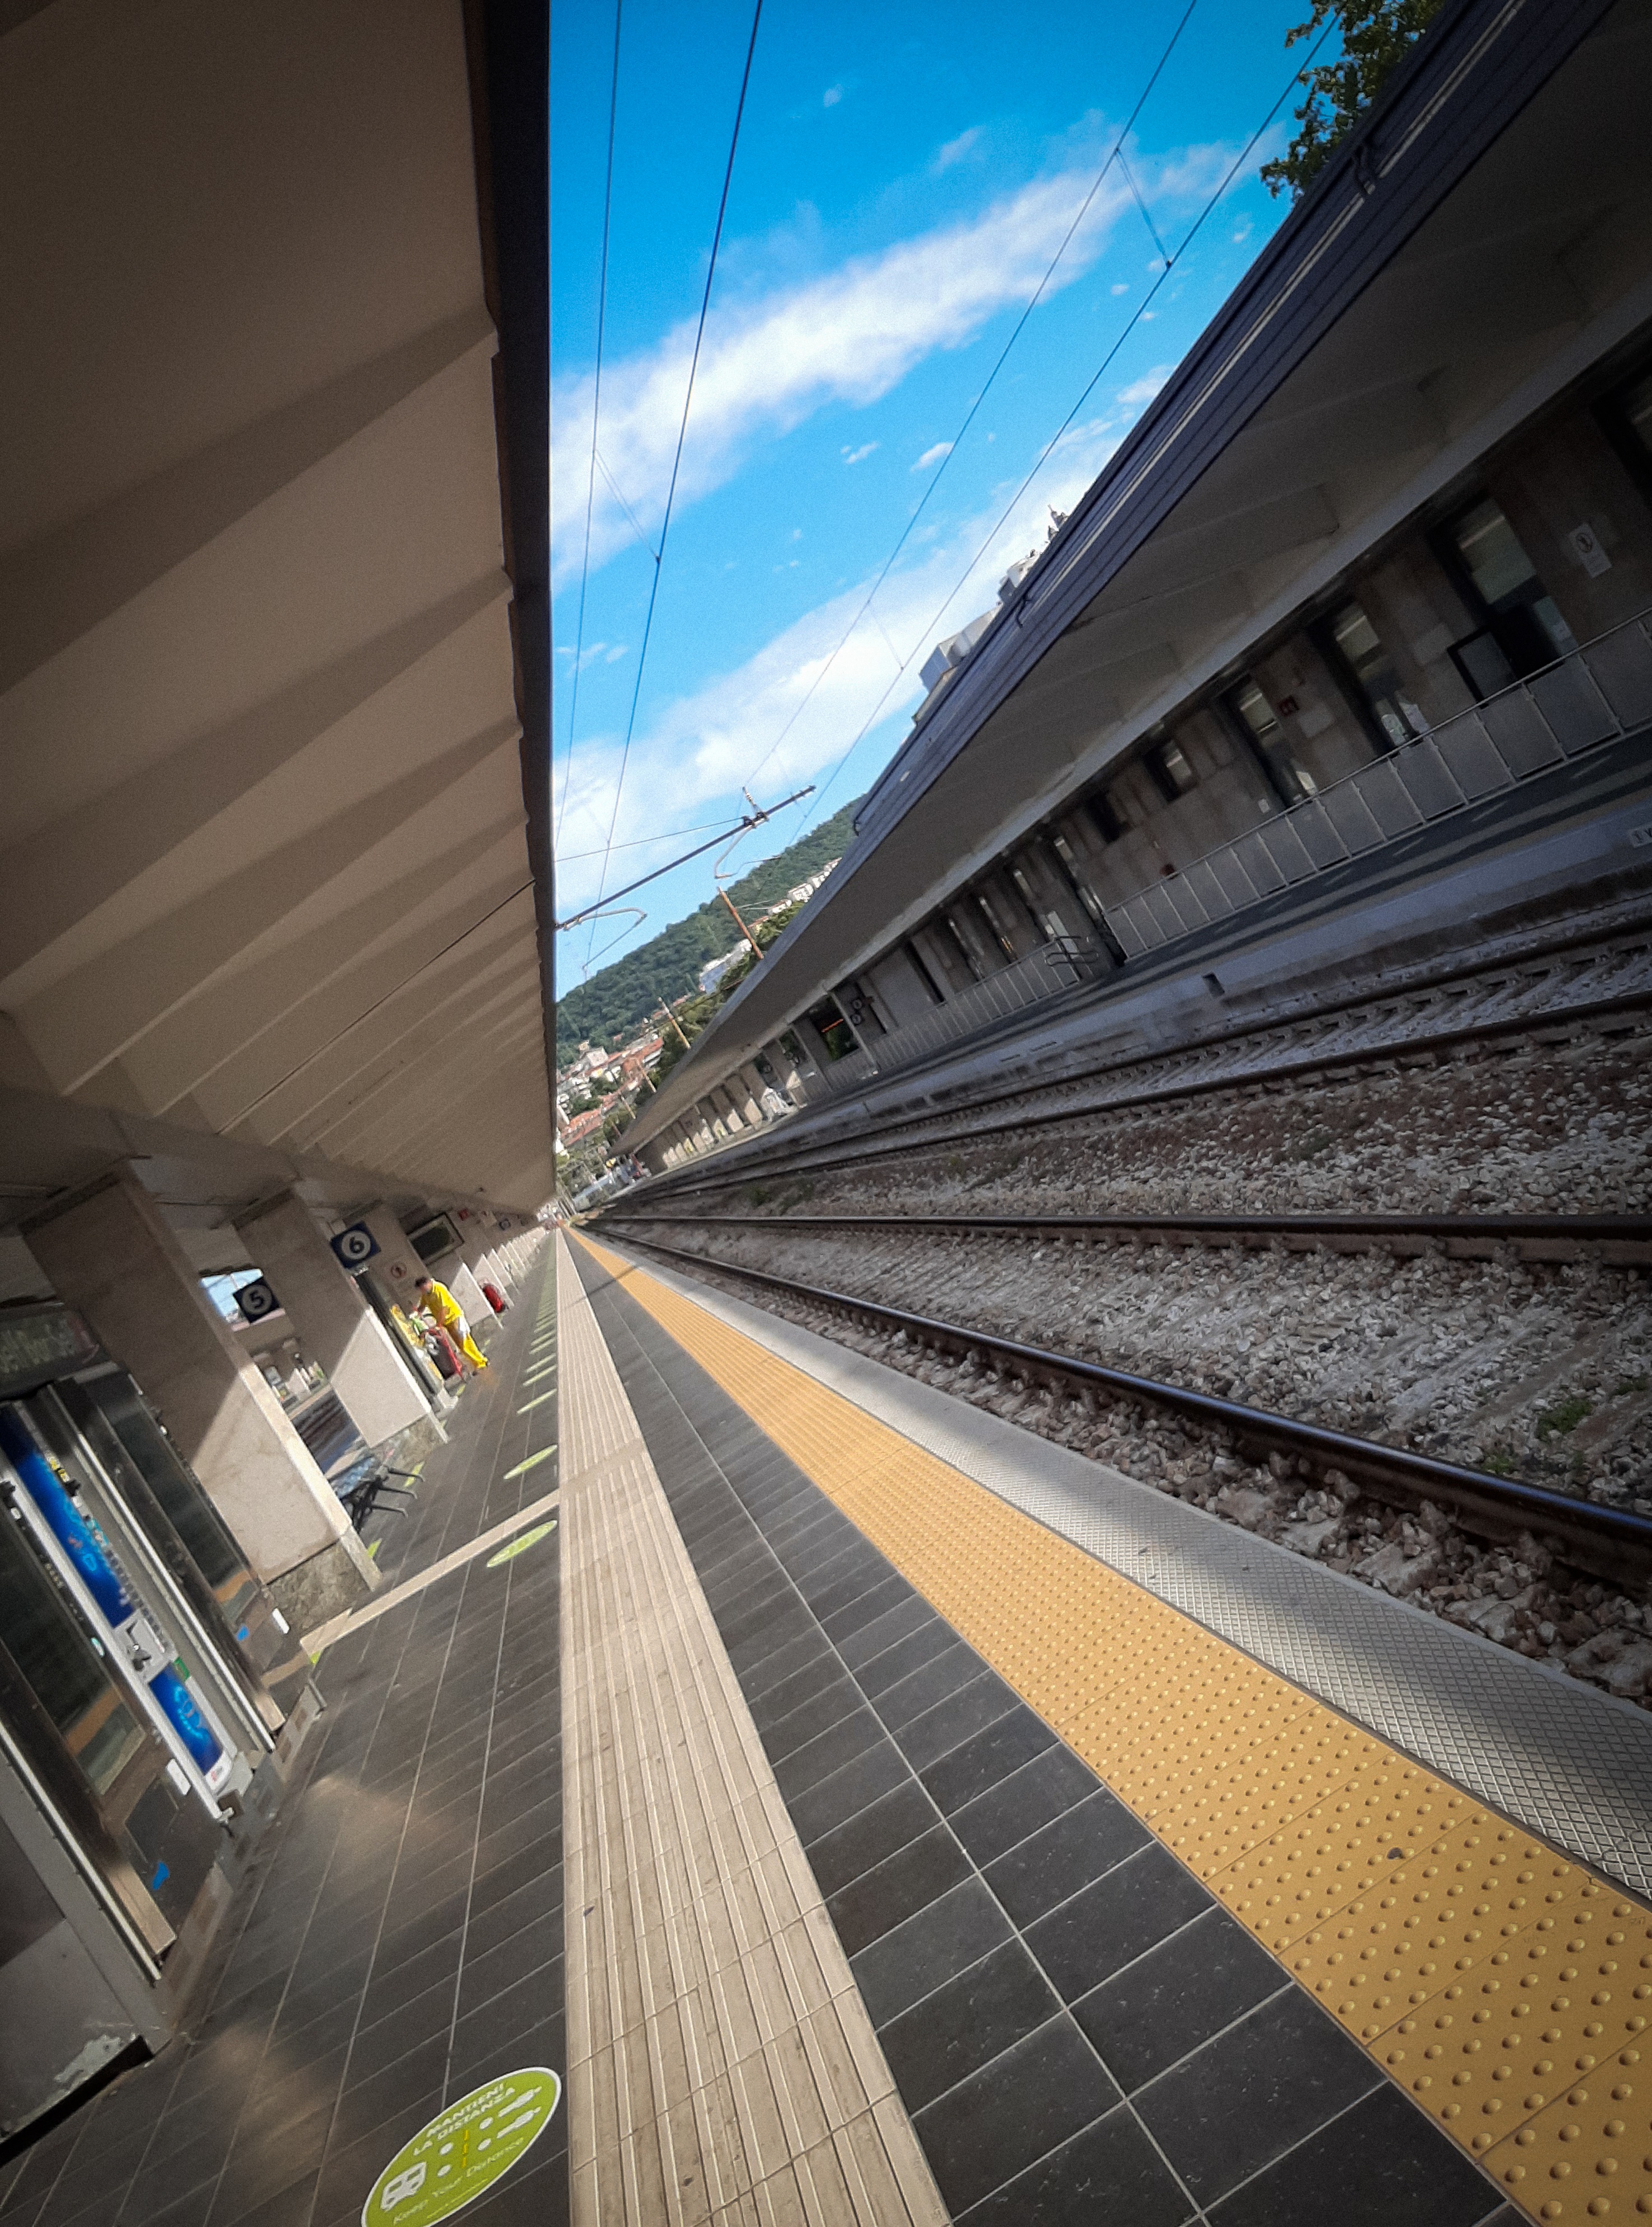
left=932, top=125, right=983, bottom=173
left=1111, top=281, right=1130, bottom=295
left=841, top=441, right=879, bottom=465
left=553, top=375, right=1167, bottom=919
left=553, top=639, right=624, bottom=674
left=823, top=83, right=844, bottom=107
left=551, top=135, right=1234, bottom=586
left=913, top=441, right=955, bottom=471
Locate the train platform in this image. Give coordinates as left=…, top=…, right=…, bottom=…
left=6, top=1229, right=1651, bottom=2227
left=561, top=1229, right=1652, bottom=2227
left=0, top=1265, right=565, bottom=2227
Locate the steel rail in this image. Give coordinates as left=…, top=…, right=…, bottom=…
left=640, top=967, right=1652, bottom=1202
left=606, top=1233, right=1652, bottom=1586
left=611, top=1209, right=1652, bottom=1265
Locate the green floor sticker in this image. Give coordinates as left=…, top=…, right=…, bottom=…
left=487, top=1520, right=556, bottom=1567
left=361, top=2067, right=560, bottom=2224
left=503, top=1445, right=556, bottom=1480
left=516, top=1390, right=554, bottom=1415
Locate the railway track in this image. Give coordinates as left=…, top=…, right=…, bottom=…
left=606, top=1230, right=1652, bottom=1591
left=613, top=1208, right=1652, bottom=1266
left=641, top=921, right=1652, bottom=1202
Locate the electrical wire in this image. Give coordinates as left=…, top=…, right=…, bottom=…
left=555, top=0, right=625, bottom=847
left=740, top=0, right=1201, bottom=799
left=582, top=0, right=764, bottom=966
left=795, top=21, right=1336, bottom=838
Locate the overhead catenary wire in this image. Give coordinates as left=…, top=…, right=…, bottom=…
left=583, top=0, right=765, bottom=970
left=795, top=18, right=1338, bottom=837
left=554, top=785, right=814, bottom=933
left=555, top=0, right=625, bottom=847
left=740, top=0, right=1202, bottom=801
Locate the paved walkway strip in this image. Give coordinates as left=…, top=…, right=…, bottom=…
left=301, top=1486, right=562, bottom=1655
left=577, top=1235, right=1652, bottom=2227
left=556, top=1238, right=949, bottom=2225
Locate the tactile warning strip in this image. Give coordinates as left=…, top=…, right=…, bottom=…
left=576, top=1235, right=1652, bottom=2225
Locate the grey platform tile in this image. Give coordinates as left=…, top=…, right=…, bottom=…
left=849, top=1878, right=1014, bottom=2027
left=621, top=1248, right=1652, bottom=1896
left=955, top=2102, right=1195, bottom=2227
left=875, top=1939, right=1061, bottom=2114
left=1131, top=1989, right=1380, bottom=2205
left=804, top=1777, right=942, bottom=1898
left=911, top=2016, right=1120, bottom=2218
left=1070, top=1905, right=1290, bottom=2092
left=826, top=1823, right=974, bottom=1955
left=983, top=1787, right=1153, bottom=1927
left=1205, top=2083, right=1502, bottom=2227
left=1025, top=1844, right=1213, bottom=2004
left=949, top=1743, right=1102, bottom=1866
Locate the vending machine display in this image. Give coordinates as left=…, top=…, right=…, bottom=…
left=0, top=1303, right=319, bottom=2134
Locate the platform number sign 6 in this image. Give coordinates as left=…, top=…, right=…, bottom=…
left=332, top=1224, right=379, bottom=1270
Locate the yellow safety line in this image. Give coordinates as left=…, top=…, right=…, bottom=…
left=577, top=1237, right=1652, bottom=2225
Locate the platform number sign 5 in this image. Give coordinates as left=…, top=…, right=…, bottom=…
left=234, top=1278, right=278, bottom=1323
left=332, top=1224, right=379, bottom=1270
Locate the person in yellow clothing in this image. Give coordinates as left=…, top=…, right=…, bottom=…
left=413, top=1275, right=489, bottom=1374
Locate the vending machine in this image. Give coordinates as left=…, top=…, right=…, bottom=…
left=0, top=1303, right=314, bottom=2135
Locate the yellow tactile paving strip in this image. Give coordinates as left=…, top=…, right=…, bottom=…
left=578, top=1236, right=1652, bottom=2226
left=558, top=1240, right=949, bottom=2226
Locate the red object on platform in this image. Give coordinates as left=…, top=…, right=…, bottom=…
left=483, top=1283, right=508, bottom=1314
left=427, top=1325, right=462, bottom=1379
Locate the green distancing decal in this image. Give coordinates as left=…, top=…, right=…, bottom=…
left=487, top=1520, right=556, bottom=1568
left=361, top=2067, right=560, bottom=2224
left=503, top=1445, right=556, bottom=1480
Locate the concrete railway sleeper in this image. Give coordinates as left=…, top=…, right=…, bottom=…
left=610, top=1233, right=1652, bottom=1709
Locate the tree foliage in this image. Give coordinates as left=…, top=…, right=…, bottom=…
left=554, top=801, right=863, bottom=1064
left=1259, top=0, right=1447, bottom=201
left=645, top=899, right=804, bottom=1092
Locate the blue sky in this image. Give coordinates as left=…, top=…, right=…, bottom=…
left=550, top=0, right=1314, bottom=985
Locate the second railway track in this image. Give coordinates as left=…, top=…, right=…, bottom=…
left=605, top=1231, right=1652, bottom=1586
left=613, top=1207, right=1652, bottom=1267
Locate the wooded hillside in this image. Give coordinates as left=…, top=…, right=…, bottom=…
left=554, top=800, right=862, bottom=1063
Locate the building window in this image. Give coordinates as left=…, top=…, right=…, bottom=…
left=1599, top=361, right=1652, bottom=504
left=1009, top=862, right=1064, bottom=945
left=1144, top=738, right=1198, bottom=803
left=938, top=912, right=985, bottom=982
left=1085, top=792, right=1126, bottom=845
left=1323, top=600, right=1426, bottom=751
left=974, top=888, right=1020, bottom=962
left=1223, top=680, right=1313, bottom=804
left=1050, top=833, right=1107, bottom=926
left=903, top=940, right=946, bottom=1004
left=807, top=999, right=856, bottom=1061
left=1437, top=496, right=1576, bottom=697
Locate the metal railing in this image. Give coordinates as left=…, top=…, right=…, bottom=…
left=1105, top=608, right=1652, bottom=960
left=726, top=608, right=1652, bottom=1134
left=799, top=935, right=1112, bottom=1101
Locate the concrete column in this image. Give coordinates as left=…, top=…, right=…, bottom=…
left=355, top=1202, right=457, bottom=1407
left=445, top=1258, right=492, bottom=1337
left=25, top=1173, right=377, bottom=1628
left=233, top=1191, right=443, bottom=1463
left=736, top=1065, right=769, bottom=1123
left=358, top=1202, right=424, bottom=1310
left=763, top=1038, right=805, bottom=1101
